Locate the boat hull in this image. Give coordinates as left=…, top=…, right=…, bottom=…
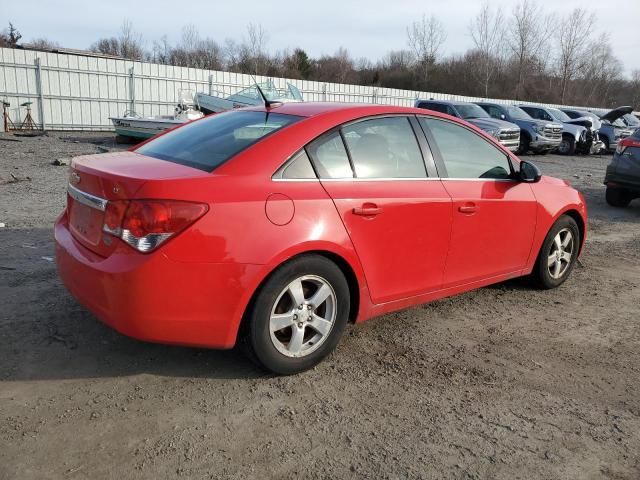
left=110, top=117, right=183, bottom=139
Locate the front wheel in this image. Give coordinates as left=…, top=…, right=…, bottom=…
left=557, top=134, right=576, bottom=155
left=532, top=216, right=580, bottom=289
left=243, top=255, right=350, bottom=375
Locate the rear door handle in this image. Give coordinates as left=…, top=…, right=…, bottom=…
left=353, top=204, right=383, bottom=216
left=458, top=203, right=478, bottom=214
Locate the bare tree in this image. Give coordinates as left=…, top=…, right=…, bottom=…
left=556, top=8, right=595, bottom=104
left=579, top=33, right=622, bottom=106
left=469, top=2, right=504, bottom=97
left=25, top=38, right=60, bottom=50
left=91, top=19, right=144, bottom=59
left=245, top=23, right=269, bottom=75
left=118, top=19, right=144, bottom=60
left=407, top=14, right=447, bottom=89
left=507, top=0, right=553, bottom=99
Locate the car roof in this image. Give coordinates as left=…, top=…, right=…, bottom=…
left=242, top=102, right=436, bottom=118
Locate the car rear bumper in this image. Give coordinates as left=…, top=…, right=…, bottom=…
left=604, top=173, right=640, bottom=192
left=55, top=212, right=257, bottom=349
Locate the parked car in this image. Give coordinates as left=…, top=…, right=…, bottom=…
left=592, top=106, right=636, bottom=153
left=621, top=112, right=640, bottom=129
left=415, top=99, right=521, bottom=151
left=519, top=105, right=597, bottom=155
left=475, top=102, right=562, bottom=155
left=604, top=128, right=640, bottom=207
left=55, top=103, right=587, bottom=374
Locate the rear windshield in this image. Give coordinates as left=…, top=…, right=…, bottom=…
left=136, top=111, right=302, bottom=171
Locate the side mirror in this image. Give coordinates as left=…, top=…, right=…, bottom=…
left=500, top=114, right=506, bottom=120
left=519, top=160, right=542, bottom=183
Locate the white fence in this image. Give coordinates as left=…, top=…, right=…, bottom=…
left=0, top=46, right=605, bottom=131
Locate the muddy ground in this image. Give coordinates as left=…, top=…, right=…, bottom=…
left=0, top=132, right=639, bottom=480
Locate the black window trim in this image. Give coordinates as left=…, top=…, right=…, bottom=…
left=417, top=115, right=518, bottom=181
left=273, top=113, right=438, bottom=182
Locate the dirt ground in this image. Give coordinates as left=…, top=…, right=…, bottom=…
left=1, top=132, right=639, bottom=480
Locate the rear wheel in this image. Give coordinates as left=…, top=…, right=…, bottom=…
left=606, top=186, right=632, bottom=208
left=601, top=137, right=610, bottom=154
left=558, top=134, right=576, bottom=155
left=243, top=255, right=350, bottom=375
left=532, top=216, right=580, bottom=289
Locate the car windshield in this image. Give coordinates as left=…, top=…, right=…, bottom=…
left=136, top=111, right=302, bottom=172
left=455, top=104, right=490, bottom=119
left=548, top=108, right=571, bottom=122
left=506, top=106, right=531, bottom=120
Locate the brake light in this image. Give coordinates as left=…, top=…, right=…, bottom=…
left=616, top=137, right=640, bottom=155
left=103, top=200, right=208, bottom=253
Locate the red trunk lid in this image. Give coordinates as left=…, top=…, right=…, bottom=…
left=67, top=151, right=209, bottom=256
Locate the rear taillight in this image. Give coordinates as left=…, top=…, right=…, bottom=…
left=616, top=137, right=640, bottom=155
left=103, top=200, right=208, bottom=253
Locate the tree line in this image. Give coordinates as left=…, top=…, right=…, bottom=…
left=3, top=2, right=639, bottom=109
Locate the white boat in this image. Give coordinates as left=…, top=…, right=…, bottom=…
left=110, top=90, right=204, bottom=140
left=196, top=81, right=303, bottom=114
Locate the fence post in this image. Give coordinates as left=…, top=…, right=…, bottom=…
left=372, top=89, right=377, bottom=104
left=128, top=67, right=136, bottom=114
left=35, top=58, right=46, bottom=130
left=322, top=84, right=327, bottom=102
left=208, top=74, right=213, bottom=95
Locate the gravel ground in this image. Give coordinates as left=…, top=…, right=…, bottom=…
left=1, top=132, right=639, bottom=479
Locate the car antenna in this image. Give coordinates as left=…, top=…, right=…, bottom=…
left=252, top=76, right=273, bottom=109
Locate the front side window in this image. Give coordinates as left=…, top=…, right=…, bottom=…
left=420, top=117, right=512, bottom=180
left=521, top=107, right=550, bottom=121
left=341, top=117, right=426, bottom=179
left=306, top=131, right=353, bottom=179
left=137, top=111, right=301, bottom=172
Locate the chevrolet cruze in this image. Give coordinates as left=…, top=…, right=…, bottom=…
left=55, top=103, right=587, bottom=374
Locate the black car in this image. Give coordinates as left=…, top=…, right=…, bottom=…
left=604, top=128, right=640, bottom=207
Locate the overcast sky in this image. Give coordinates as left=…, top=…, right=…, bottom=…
left=3, top=0, right=639, bottom=75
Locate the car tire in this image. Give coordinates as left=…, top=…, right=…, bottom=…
left=601, top=137, right=610, bottom=154
left=517, top=135, right=531, bottom=156
left=605, top=186, right=632, bottom=208
left=532, top=215, right=580, bottom=289
left=558, top=134, right=576, bottom=155
left=243, top=254, right=350, bottom=375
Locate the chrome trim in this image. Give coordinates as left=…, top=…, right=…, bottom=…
left=67, top=183, right=108, bottom=211
left=271, top=178, right=321, bottom=183
left=309, top=177, right=516, bottom=183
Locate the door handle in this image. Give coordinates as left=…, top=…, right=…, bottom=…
left=458, top=203, right=478, bottom=214
left=353, top=204, right=383, bottom=216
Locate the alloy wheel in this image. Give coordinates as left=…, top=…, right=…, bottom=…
left=547, top=228, right=575, bottom=279
left=269, top=275, right=337, bottom=358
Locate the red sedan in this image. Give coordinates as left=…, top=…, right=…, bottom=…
left=55, top=103, right=587, bottom=374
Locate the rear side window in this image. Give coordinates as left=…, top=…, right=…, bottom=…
left=342, top=117, right=426, bottom=178
left=306, top=131, right=354, bottom=179
left=136, top=111, right=302, bottom=172
left=275, top=150, right=317, bottom=179
left=420, top=117, right=512, bottom=179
